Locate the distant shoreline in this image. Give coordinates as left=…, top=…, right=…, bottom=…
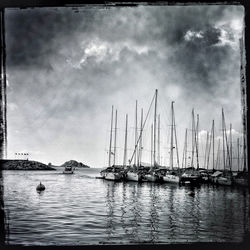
left=0, top=159, right=56, bottom=170
left=0, top=159, right=90, bottom=170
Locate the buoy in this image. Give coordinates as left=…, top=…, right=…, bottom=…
left=188, top=191, right=195, bottom=196
left=36, top=182, right=45, bottom=191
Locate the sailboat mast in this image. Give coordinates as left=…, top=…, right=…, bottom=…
left=215, top=139, right=221, bottom=170
left=170, top=101, right=174, bottom=169
left=191, top=109, right=195, bottom=168
left=173, top=102, right=180, bottom=169
left=123, top=114, right=128, bottom=167
left=153, top=89, right=158, bottom=166
left=113, top=109, right=118, bottom=166
left=212, top=120, right=215, bottom=170
left=237, top=137, right=240, bottom=172
left=158, top=114, right=160, bottom=165
left=206, top=123, right=213, bottom=170
left=134, top=100, right=138, bottom=166
left=230, top=123, right=232, bottom=172
left=222, top=108, right=226, bottom=171
left=108, top=106, right=114, bottom=167
left=195, top=114, right=199, bottom=169
left=181, top=128, right=187, bottom=169
left=128, top=90, right=155, bottom=165
left=138, top=108, right=143, bottom=166
left=223, top=110, right=231, bottom=170
left=151, top=123, right=153, bottom=167
left=184, top=128, right=187, bottom=169
left=204, top=131, right=209, bottom=169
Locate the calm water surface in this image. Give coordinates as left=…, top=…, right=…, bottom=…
left=2, top=168, right=250, bottom=245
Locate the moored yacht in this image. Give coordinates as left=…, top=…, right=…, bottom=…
left=217, top=176, right=233, bottom=186
left=163, top=170, right=180, bottom=183
left=162, top=101, right=181, bottom=184
left=234, top=172, right=248, bottom=187
left=126, top=171, right=140, bottom=181
left=125, top=165, right=142, bottom=182
left=144, top=168, right=160, bottom=182
left=180, top=109, right=201, bottom=185
left=101, top=106, right=124, bottom=181
left=104, top=166, right=123, bottom=181
left=180, top=168, right=201, bottom=185
left=217, top=170, right=233, bottom=186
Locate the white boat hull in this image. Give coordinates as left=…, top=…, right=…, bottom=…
left=63, top=170, right=74, bottom=174
left=126, top=172, right=140, bottom=182
left=100, top=171, right=106, bottom=178
left=163, top=174, right=180, bottom=183
left=145, top=174, right=157, bottom=182
left=105, top=172, right=122, bottom=181
left=180, top=173, right=201, bottom=185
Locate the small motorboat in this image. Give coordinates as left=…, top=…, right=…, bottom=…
left=63, top=165, right=74, bottom=174
left=36, top=182, right=45, bottom=191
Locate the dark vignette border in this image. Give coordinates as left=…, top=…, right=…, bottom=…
left=0, top=1, right=249, bottom=250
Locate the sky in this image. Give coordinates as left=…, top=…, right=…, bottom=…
left=5, top=4, right=245, bottom=169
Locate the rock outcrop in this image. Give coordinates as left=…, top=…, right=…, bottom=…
left=0, top=160, right=56, bottom=170
left=60, top=160, right=90, bottom=168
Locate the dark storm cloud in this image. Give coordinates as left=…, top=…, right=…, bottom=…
left=141, top=6, right=240, bottom=93
left=5, top=8, right=96, bottom=69
left=6, top=5, right=241, bottom=94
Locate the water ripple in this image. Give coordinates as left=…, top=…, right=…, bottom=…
left=2, top=169, right=250, bottom=245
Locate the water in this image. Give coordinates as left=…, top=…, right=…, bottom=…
left=2, top=168, right=250, bottom=245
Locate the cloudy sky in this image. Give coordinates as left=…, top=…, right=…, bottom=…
left=5, top=4, right=245, bottom=169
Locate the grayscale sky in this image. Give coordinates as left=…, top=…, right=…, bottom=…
left=5, top=5, right=245, bottom=169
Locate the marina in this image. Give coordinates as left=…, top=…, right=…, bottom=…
left=100, top=89, right=248, bottom=188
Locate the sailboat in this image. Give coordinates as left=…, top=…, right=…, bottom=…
left=201, top=120, right=215, bottom=183
left=216, top=109, right=233, bottom=186
left=144, top=89, right=161, bottom=182
left=101, top=106, right=123, bottom=181
left=125, top=105, right=145, bottom=182
left=234, top=172, right=248, bottom=187
left=234, top=137, right=248, bottom=187
left=180, top=109, right=201, bottom=185
left=162, top=101, right=180, bottom=184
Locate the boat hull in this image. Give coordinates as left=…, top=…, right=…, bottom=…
left=234, top=178, right=248, bottom=187
left=63, top=170, right=74, bottom=174
left=217, top=177, right=233, bottom=186
left=163, top=174, right=180, bottom=183
left=105, top=172, right=122, bottom=181
left=201, top=176, right=209, bottom=183
left=126, top=172, right=140, bottom=182
left=180, top=175, right=201, bottom=185
left=144, top=174, right=157, bottom=182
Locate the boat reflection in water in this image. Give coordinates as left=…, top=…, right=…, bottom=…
left=3, top=168, right=250, bottom=245
left=101, top=177, right=250, bottom=244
